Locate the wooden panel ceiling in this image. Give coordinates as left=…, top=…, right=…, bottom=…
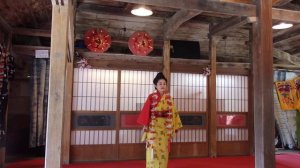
left=0, top=0, right=300, bottom=65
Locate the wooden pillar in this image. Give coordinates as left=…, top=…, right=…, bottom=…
left=208, top=36, right=217, bottom=157
left=248, top=29, right=254, bottom=155
left=163, top=40, right=171, bottom=89
left=45, top=1, right=71, bottom=168
left=62, top=63, right=73, bottom=164
left=253, top=0, right=275, bottom=167
left=62, top=0, right=75, bottom=164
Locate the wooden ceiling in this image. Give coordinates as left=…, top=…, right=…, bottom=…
left=1, top=0, right=300, bottom=67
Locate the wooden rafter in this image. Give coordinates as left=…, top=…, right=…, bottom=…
left=290, top=48, right=300, bottom=56
left=274, top=48, right=300, bottom=66
left=163, top=10, right=202, bottom=39
left=273, top=0, right=293, bottom=7
left=94, top=0, right=300, bottom=23
left=274, top=34, right=300, bottom=45
left=209, top=16, right=256, bottom=36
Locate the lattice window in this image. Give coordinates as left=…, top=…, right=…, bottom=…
left=71, top=130, right=116, bottom=145
left=170, top=73, right=207, bottom=112
left=216, top=75, right=248, bottom=113
left=217, top=128, right=248, bottom=141
left=216, top=75, right=249, bottom=142
left=72, top=68, right=118, bottom=111
left=172, top=129, right=207, bottom=142
left=120, top=70, right=157, bottom=111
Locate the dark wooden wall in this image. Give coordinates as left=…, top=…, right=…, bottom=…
left=6, top=57, right=44, bottom=159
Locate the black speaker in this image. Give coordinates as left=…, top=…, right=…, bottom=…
left=170, top=40, right=201, bottom=59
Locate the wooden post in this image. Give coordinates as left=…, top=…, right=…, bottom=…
left=208, top=36, right=217, bottom=157
left=253, top=0, right=275, bottom=167
left=62, top=62, right=73, bottom=164
left=62, top=0, right=75, bottom=164
left=163, top=40, right=171, bottom=89
left=248, top=29, right=254, bottom=155
left=45, top=1, right=71, bottom=168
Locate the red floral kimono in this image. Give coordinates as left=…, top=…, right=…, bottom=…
left=137, top=91, right=182, bottom=168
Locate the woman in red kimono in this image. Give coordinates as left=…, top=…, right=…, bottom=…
left=137, top=72, right=182, bottom=168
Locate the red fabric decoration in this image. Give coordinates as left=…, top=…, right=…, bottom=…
left=128, top=31, right=154, bottom=56
left=84, top=28, right=111, bottom=53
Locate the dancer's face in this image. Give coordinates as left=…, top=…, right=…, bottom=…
left=156, top=79, right=167, bottom=94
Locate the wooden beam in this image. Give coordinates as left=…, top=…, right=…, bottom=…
left=273, top=24, right=300, bottom=44
left=252, top=0, right=275, bottom=167
left=273, top=0, right=293, bottom=7
left=210, top=16, right=256, bottom=36
left=290, top=48, right=300, bottom=56
left=45, top=1, right=71, bottom=168
left=12, top=45, right=50, bottom=56
left=12, top=28, right=51, bottom=37
left=274, top=34, right=300, bottom=45
left=102, top=0, right=300, bottom=23
left=274, top=48, right=300, bottom=66
left=163, top=41, right=171, bottom=89
left=273, top=24, right=300, bottom=39
left=163, top=10, right=202, bottom=39
left=208, top=36, right=217, bottom=158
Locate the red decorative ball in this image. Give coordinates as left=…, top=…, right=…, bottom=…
left=128, top=31, right=153, bottom=56
left=84, top=28, right=111, bottom=53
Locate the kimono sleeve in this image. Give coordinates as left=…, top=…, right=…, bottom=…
left=171, top=98, right=183, bottom=131
left=137, top=95, right=151, bottom=125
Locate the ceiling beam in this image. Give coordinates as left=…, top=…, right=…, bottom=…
left=163, top=10, right=202, bottom=39
left=12, top=28, right=51, bottom=37
left=273, top=34, right=300, bottom=45
left=12, top=45, right=50, bottom=56
left=289, top=48, right=300, bottom=56
left=274, top=48, right=300, bottom=66
left=273, top=0, right=293, bottom=7
left=94, top=0, right=300, bottom=23
left=209, top=16, right=256, bottom=36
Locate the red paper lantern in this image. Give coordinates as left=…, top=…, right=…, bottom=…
left=128, top=31, right=153, bottom=56
left=84, top=28, right=111, bottom=53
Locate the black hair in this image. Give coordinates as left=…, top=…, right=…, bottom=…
left=153, top=72, right=167, bottom=86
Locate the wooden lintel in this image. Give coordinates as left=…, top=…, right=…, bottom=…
left=95, top=0, right=300, bottom=23
left=12, top=45, right=50, bottom=56
left=12, top=28, right=51, bottom=37
left=210, top=16, right=251, bottom=36
left=163, top=10, right=202, bottom=39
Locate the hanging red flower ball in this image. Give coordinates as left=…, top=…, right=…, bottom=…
left=84, top=28, right=112, bottom=53
left=128, top=31, right=153, bottom=56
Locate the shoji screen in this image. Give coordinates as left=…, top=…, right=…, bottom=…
left=71, top=68, right=118, bottom=145
left=216, top=75, right=249, bottom=155
left=170, top=73, right=207, bottom=143
left=119, top=70, right=158, bottom=144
